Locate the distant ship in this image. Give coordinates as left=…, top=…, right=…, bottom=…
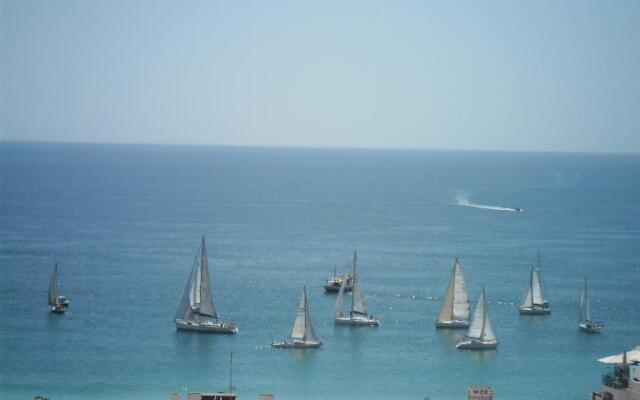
left=323, top=265, right=353, bottom=293
left=174, top=236, right=238, bottom=334
left=457, top=287, right=498, bottom=350
left=272, top=286, right=323, bottom=348
left=334, top=251, right=379, bottom=326
left=519, top=252, right=550, bottom=315
left=579, top=277, right=603, bottom=333
left=48, top=262, right=69, bottom=313
left=436, top=258, right=470, bottom=329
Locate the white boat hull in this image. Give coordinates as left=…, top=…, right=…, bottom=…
left=324, top=284, right=353, bottom=293
left=579, top=322, right=603, bottom=333
left=519, top=306, right=551, bottom=315
left=456, top=338, right=498, bottom=350
left=335, top=315, right=379, bottom=326
left=272, top=340, right=323, bottom=349
left=175, top=319, right=238, bottom=334
left=51, top=305, right=66, bottom=314
left=435, top=320, right=470, bottom=329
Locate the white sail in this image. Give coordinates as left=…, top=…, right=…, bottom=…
left=580, top=278, right=592, bottom=322
left=175, top=262, right=196, bottom=320
left=531, top=268, right=544, bottom=305
left=197, top=237, right=217, bottom=318
left=452, top=260, right=470, bottom=319
left=467, top=289, right=485, bottom=339
left=303, top=288, right=318, bottom=342
left=437, top=267, right=455, bottom=323
left=290, top=289, right=307, bottom=340
left=439, top=260, right=469, bottom=323
left=335, top=273, right=347, bottom=318
left=481, top=310, right=496, bottom=342
left=520, top=266, right=534, bottom=308
left=48, top=263, right=58, bottom=305
left=179, top=236, right=218, bottom=320
left=190, top=260, right=201, bottom=306
left=350, top=251, right=368, bottom=316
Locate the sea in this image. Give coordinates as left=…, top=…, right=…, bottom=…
left=1, top=142, right=639, bottom=400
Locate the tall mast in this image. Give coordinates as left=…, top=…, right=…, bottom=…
left=229, top=352, right=233, bottom=393
left=200, top=235, right=206, bottom=308
left=529, top=266, right=534, bottom=304
left=350, top=251, right=357, bottom=313
left=302, top=286, right=307, bottom=341
left=48, top=262, right=59, bottom=305
left=479, top=287, right=486, bottom=339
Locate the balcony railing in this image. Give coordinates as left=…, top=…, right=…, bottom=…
left=602, top=373, right=629, bottom=390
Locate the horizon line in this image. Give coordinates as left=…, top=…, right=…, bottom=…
left=1, top=139, right=639, bottom=156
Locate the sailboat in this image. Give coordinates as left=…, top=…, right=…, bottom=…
left=323, top=264, right=353, bottom=293
left=518, top=256, right=550, bottom=315
left=48, top=262, right=68, bottom=313
left=457, top=286, right=498, bottom=350
left=436, top=258, right=470, bottom=328
left=579, top=277, right=603, bottom=333
left=334, top=251, right=379, bottom=326
left=174, top=236, right=238, bottom=334
left=272, top=286, right=323, bottom=348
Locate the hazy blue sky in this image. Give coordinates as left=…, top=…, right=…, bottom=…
left=2, top=1, right=639, bottom=152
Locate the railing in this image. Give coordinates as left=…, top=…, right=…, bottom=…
left=602, top=373, right=629, bottom=389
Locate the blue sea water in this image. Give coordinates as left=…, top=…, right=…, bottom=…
left=1, top=143, right=639, bottom=400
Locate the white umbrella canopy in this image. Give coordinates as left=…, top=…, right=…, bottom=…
left=598, top=345, right=640, bottom=364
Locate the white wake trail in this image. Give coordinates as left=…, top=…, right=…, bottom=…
left=455, top=196, right=522, bottom=212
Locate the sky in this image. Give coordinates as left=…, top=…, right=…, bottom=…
left=1, top=0, right=639, bottom=153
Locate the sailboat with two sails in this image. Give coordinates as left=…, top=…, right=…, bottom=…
left=456, top=286, right=498, bottom=350
left=436, top=258, right=470, bottom=328
left=48, top=262, right=69, bottom=313
left=579, top=277, right=603, bottom=333
left=334, top=251, right=379, bottom=326
left=272, top=287, right=323, bottom=348
left=174, top=236, right=238, bottom=334
left=518, top=265, right=550, bottom=315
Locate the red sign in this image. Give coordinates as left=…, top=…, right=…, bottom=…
left=468, top=387, right=493, bottom=400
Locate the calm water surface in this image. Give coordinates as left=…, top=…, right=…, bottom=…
left=1, top=143, right=639, bottom=400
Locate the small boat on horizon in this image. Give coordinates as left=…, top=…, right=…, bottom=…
left=272, top=286, right=323, bottom=349
left=436, top=258, right=470, bottom=329
left=48, top=262, right=68, bottom=313
left=519, top=252, right=550, bottom=315
left=457, top=286, right=498, bottom=350
left=174, top=236, right=238, bottom=334
left=579, top=277, right=603, bottom=333
left=334, top=251, right=379, bottom=326
left=323, top=264, right=353, bottom=293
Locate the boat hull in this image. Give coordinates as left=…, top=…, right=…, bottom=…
left=519, top=306, right=551, bottom=315
left=456, top=339, right=498, bottom=350
left=335, top=316, right=379, bottom=326
left=324, top=284, right=353, bottom=293
left=175, top=319, right=238, bottom=334
left=271, top=340, right=323, bottom=349
left=579, top=322, right=603, bottom=333
left=51, top=305, right=66, bottom=314
left=435, top=320, right=470, bottom=329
